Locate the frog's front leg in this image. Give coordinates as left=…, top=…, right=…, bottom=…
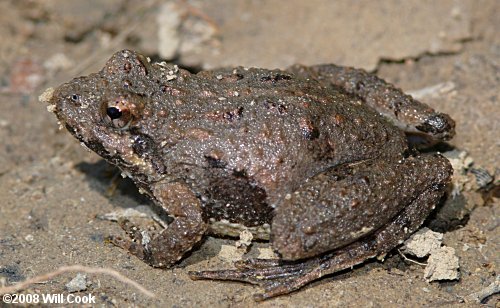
left=109, top=182, right=207, bottom=268
left=190, top=154, right=452, bottom=300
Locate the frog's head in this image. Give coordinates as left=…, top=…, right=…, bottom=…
left=42, top=50, right=167, bottom=182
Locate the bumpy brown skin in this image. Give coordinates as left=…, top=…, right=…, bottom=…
left=48, top=50, right=454, bottom=300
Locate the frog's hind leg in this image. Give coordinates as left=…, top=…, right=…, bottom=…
left=189, top=154, right=452, bottom=300
left=287, top=64, right=455, bottom=143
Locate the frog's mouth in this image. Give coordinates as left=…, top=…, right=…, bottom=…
left=61, top=123, right=111, bottom=160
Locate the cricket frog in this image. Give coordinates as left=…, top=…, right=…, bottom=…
left=45, top=50, right=454, bottom=300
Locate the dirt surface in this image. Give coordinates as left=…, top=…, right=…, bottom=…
left=0, top=0, right=498, bottom=307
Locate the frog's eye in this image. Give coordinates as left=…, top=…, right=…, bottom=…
left=101, top=92, right=145, bottom=129
left=103, top=97, right=134, bottom=129
left=106, top=107, right=122, bottom=119
left=71, top=94, right=80, bottom=101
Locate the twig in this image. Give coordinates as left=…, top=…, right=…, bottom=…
left=178, top=0, right=220, bottom=32
left=0, top=265, right=155, bottom=298
left=397, top=249, right=427, bottom=266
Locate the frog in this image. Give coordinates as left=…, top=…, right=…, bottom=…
left=44, top=49, right=455, bottom=300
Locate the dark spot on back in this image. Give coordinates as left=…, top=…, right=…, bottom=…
left=123, top=79, right=132, bottom=88
left=260, top=73, right=292, bottom=83
left=264, top=100, right=287, bottom=114
left=223, top=107, right=244, bottom=122
left=232, top=169, right=248, bottom=178
left=355, top=80, right=365, bottom=92
left=299, top=118, right=320, bottom=140
left=302, top=126, right=320, bottom=140
left=204, top=155, right=227, bottom=168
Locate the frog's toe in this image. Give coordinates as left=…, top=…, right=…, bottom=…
left=234, top=258, right=281, bottom=269
left=189, top=259, right=308, bottom=284
left=116, top=218, right=143, bottom=235
left=106, top=234, right=147, bottom=261
left=106, top=219, right=153, bottom=263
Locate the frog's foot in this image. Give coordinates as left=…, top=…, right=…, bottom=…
left=106, top=218, right=150, bottom=260
left=189, top=241, right=376, bottom=301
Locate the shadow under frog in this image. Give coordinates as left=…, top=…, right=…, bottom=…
left=45, top=49, right=456, bottom=300
left=76, top=160, right=149, bottom=205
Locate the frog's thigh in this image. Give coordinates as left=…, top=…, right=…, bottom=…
left=288, top=64, right=455, bottom=141
left=147, top=182, right=207, bottom=267
left=272, top=154, right=451, bottom=260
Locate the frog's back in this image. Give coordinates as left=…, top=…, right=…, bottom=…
left=151, top=66, right=407, bottom=205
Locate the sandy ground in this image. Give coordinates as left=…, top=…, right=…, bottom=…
left=0, top=0, right=498, bottom=307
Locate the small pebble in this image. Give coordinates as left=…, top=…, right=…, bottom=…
left=66, top=273, right=88, bottom=293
